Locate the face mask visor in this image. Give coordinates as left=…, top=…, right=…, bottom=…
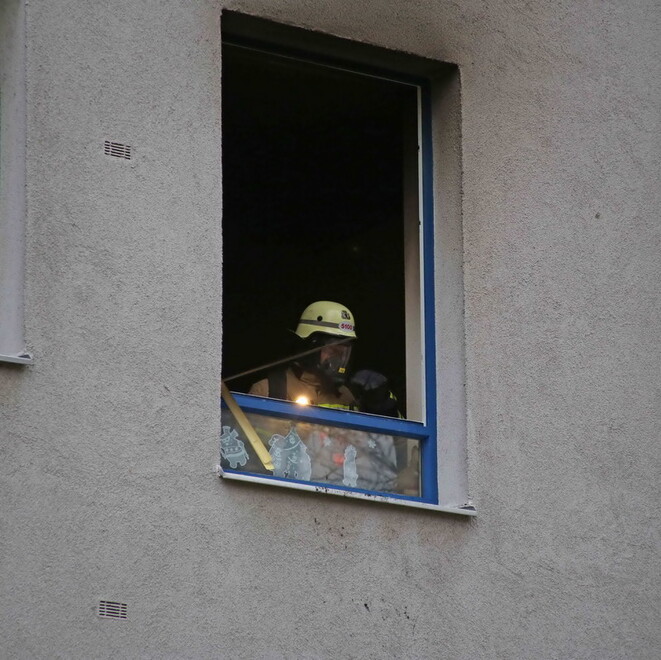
left=317, top=336, right=353, bottom=385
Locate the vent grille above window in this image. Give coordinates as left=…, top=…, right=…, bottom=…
left=98, top=600, right=128, bottom=619
left=104, top=140, right=132, bottom=159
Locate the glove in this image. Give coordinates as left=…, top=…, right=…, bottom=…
left=349, top=369, right=400, bottom=418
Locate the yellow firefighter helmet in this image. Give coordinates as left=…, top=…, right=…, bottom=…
left=294, top=301, right=357, bottom=339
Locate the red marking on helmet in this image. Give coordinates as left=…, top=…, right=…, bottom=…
left=339, top=322, right=354, bottom=332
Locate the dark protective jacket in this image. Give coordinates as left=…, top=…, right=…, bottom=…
left=248, top=367, right=357, bottom=410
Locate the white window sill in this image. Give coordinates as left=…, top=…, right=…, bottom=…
left=0, top=353, right=33, bottom=365
left=217, top=467, right=477, bottom=516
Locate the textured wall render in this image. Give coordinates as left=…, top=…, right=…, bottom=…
left=1, top=0, right=659, bottom=658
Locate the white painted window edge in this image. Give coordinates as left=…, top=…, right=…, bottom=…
left=1, top=1, right=29, bottom=367
left=216, top=467, right=477, bottom=516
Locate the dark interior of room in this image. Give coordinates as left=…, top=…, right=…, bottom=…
left=222, top=44, right=416, bottom=408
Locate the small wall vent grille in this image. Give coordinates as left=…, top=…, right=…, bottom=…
left=98, top=600, right=128, bottom=619
left=104, top=140, right=132, bottom=160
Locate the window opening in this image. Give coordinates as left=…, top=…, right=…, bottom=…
left=222, top=44, right=424, bottom=419
left=220, top=27, right=440, bottom=505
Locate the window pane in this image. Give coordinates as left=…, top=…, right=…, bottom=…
left=220, top=407, right=421, bottom=497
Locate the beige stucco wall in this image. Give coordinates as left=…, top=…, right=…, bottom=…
left=1, top=0, right=659, bottom=657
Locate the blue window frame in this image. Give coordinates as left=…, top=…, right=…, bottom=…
left=218, top=19, right=467, bottom=512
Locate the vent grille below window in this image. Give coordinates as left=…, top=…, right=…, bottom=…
left=104, top=140, right=132, bottom=159
left=98, top=600, right=128, bottom=619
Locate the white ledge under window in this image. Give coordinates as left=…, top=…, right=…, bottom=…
left=220, top=468, right=477, bottom=516
left=0, top=352, right=33, bottom=365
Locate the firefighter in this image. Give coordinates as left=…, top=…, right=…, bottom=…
left=248, top=300, right=358, bottom=410
left=248, top=300, right=400, bottom=417
left=242, top=301, right=404, bottom=490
